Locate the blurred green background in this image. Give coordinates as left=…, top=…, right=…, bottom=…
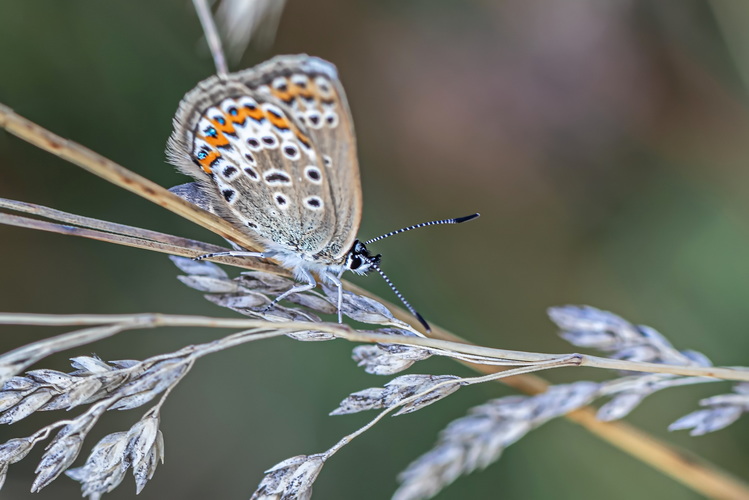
left=2, top=1, right=749, bottom=498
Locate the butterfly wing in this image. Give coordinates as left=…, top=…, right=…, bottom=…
left=167, top=55, right=362, bottom=264
left=236, top=56, right=362, bottom=262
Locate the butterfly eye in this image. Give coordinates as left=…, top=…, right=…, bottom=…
left=349, top=256, right=362, bottom=270
left=214, top=116, right=226, bottom=125
left=228, top=107, right=238, bottom=116
left=204, top=127, right=217, bottom=137
left=196, top=151, right=207, bottom=160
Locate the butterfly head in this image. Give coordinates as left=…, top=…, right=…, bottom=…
left=345, top=240, right=381, bottom=276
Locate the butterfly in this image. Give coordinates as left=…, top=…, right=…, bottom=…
left=166, top=54, right=478, bottom=331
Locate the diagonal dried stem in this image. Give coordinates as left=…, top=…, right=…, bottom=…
left=0, top=201, right=280, bottom=273
left=0, top=197, right=221, bottom=250
left=0, top=212, right=214, bottom=260
left=2, top=104, right=748, bottom=498
left=0, top=103, right=260, bottom=252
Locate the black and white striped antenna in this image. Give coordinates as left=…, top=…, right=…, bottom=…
left=369, top=260, right=430, bottom=332
left=364, top=213, right=479, bottom=245
left=363, top=213, right=480, bottom=332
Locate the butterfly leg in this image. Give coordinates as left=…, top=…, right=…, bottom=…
left=193, top=251, right=265, bottom=261
left=262, top=269, right=317, bottom=312
left=327, top=272, right=344, bottom=323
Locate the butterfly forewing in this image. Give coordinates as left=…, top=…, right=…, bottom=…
left=168, top=55, right=361, bottom=265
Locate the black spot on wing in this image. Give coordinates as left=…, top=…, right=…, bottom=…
left=222, top=189, right=236, bottom=203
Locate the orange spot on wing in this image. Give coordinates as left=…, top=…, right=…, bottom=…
left=203, top=133, right=229, bottom=148
left=265, top=110, right=290, bottom=130
left=204, top=133, right=230, bottom=149
left=228, top=111, right=246, bottom=125
left=198, top=151, right=220, bottom=174
left=210, top=114, right=237, bottom=136
left=288, top=81, right=313, bottom=101
left=295, top=87, right=313, bottom=100
left=241, top=105, right=265, bottom=122
left=272, top=88, right=293, bottom=103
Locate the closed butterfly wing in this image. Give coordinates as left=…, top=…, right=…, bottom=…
left=167, top=55, right=362, bottom=266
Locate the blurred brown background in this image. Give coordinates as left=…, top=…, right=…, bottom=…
left=2, top=1, right=749, bottom=498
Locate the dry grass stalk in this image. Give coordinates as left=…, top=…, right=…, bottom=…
left=0, top=103, right=260, bottom=255
left=214, top=0, right=286, bottom=62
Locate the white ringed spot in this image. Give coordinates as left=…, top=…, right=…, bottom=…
left=263, top=169, right=292, bottom=185
left=273, top=192, right=289, bottom=209
left=304, top=196, right=323, bottom=210
left=304, top=165, right=322, bottom=184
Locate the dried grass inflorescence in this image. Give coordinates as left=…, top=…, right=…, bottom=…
left=1, top=257, right=747, bottom=499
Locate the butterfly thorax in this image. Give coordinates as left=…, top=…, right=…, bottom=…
left=261, top=240, right=342, bottom=281
left=264, top=239, right=378, bottom=284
